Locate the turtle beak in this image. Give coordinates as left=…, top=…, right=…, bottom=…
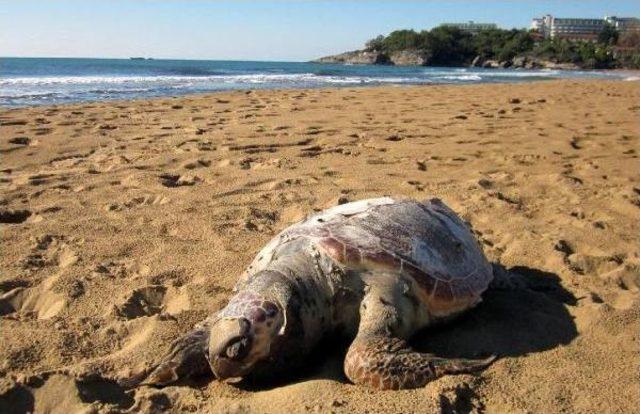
left=208, top=318, right=252, bottom=380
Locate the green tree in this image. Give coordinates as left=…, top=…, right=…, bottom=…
left=380, top=30, right=422, bottom=52
left=424, top=26, right=474, bottom=65
left=365, top=35, right=385, bottom=51
left=472, top=29, right=509, bottom=59
left=495, top=30, right=534, bottom=61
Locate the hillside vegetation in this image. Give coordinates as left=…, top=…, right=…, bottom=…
left=318, top=26, right=640, bottom=69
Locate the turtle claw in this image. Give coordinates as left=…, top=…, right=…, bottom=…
left=432, top=353, right=498, bottom=376
left=485, top=354, right=499, bottom=364
left=116, top=370, right=148, bottom=389
left=140, top=362, right=180, bottom=387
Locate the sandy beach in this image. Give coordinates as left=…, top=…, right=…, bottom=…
left=1, top=80, right=639, bottom=413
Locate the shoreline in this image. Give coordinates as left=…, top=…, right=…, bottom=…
left=2, top=77, right=638, bottom=111
left=1, top=80, right=639, bottom=413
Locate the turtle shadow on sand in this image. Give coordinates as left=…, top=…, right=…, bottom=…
left=239, top=263, right=578, bottom=391
left=412, top=264, right=578, bottom=360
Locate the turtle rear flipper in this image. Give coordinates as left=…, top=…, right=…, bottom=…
left=344, top=282, right=496, bottom=390
left=345, top=336, right=496, bottom=390
left=122, top=324, right=211, bottom=388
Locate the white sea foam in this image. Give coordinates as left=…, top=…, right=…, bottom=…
left=476, top=70, right=562, bottom=78
left=0, top=73, right=437, bottom=87
left=436, top=75, right=482, bottom=81
left=0, top=67, right=619, bottom=89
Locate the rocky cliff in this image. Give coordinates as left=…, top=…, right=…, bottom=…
left=313, top=49, right=430, bottom=66
left=471, top=55, right=580, bottom=70
left=314, top=49, right=582, bottom=70
left=388, top=50, right=430, bottom=65
left=313, top=50, right=390, bottom=65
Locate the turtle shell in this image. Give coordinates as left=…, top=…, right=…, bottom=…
left=243, top=197, right=493, bottom=316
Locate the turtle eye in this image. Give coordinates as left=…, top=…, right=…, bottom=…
left=224, top=336, right=251, bottom=360
left=263, top=301, right=279, bottom=318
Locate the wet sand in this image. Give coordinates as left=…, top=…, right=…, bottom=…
left=1, top=80, right=639, bottom=413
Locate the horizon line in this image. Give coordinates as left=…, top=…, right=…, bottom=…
left=1, top=56, right=310, bottom=63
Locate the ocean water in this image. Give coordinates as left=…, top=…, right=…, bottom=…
left=0, top=57, right=631, bottom=107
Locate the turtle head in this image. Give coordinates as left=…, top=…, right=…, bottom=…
left=208, top=295, right=284, bottom=381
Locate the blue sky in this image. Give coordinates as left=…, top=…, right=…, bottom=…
left=1, top=1, right=638, bottom=61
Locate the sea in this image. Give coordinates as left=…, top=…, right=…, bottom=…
left=0, top=57, right=633, bottom=107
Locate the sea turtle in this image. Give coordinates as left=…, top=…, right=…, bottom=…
left=134, top=197, right=495, bottom=390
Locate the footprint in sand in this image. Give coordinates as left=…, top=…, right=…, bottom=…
left=567, top=253, right=625, bottom=277
left=106, top=194, right=169, bottom=212
left=19, top=173, right=52, bottom=187
left=251, top=158, right=290, bottom=169
left=176, top=139, right=216, bottom=153
left=49, top=153, right=91, bottom=168
left=114, top=286, right=166, bottom=319
left=244, top=207, right=279, bottom=232
left=32, top=127, right=53, bottom=136
left=0, top=209, right=32, bottom=224
left=322, top=169, right=339, bottom=177
left=490, top=191, right=522, bottom=207
left=226, top=138, right=313, bottom=155
left=114, top=285, right=190, bottom=319
left=238, top=157, right=258, bottom=169
left=146, top=268, right=188, bottom=287
left=92, top=260, right=150, bottom=279
left=159, top=173, right=202, bottom=187
left=182, top=158, right=211, bottom=169
left=625, top=187, right=640, bottom=208
left=554, top=240, right=636, bottom=289
left=8, top=136, right=36, bottom=146
left=266, top=178, right=304, bottom=190
left=601, top=260, right=640, bottom=297
left=96, top=124, right=118, bottom=131
left=0, top=273, right=66, bottom=319
left=404, top=180, right=425, bottom=192
left=1, top=118, right=28, bottom=126
left=477, top=178, right=494, bottom=189
left=570, top=136, right=583, bottom=150
left=21, top=235, right=79, bottom=270
left=299, top=145, right=346, bottom=158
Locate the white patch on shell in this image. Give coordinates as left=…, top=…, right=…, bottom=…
left=312, top=197, right=396, bottom=223
left=411, top=238, right=446, bottom=274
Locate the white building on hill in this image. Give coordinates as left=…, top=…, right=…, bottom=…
left=531, top=15, right=640, bottom=41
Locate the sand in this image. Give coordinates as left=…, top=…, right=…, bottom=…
left=1, top=80, right=639, bottom=414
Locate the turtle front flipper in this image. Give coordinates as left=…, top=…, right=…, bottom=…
left=122, top=323, right=211, bottom=388
left=344, top=281, right=495, bottom=390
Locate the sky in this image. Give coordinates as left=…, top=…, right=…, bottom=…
left=1, top=1, right=639, bottom=61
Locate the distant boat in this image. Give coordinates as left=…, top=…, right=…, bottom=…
left=130, top=57, right=154, bottom=61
